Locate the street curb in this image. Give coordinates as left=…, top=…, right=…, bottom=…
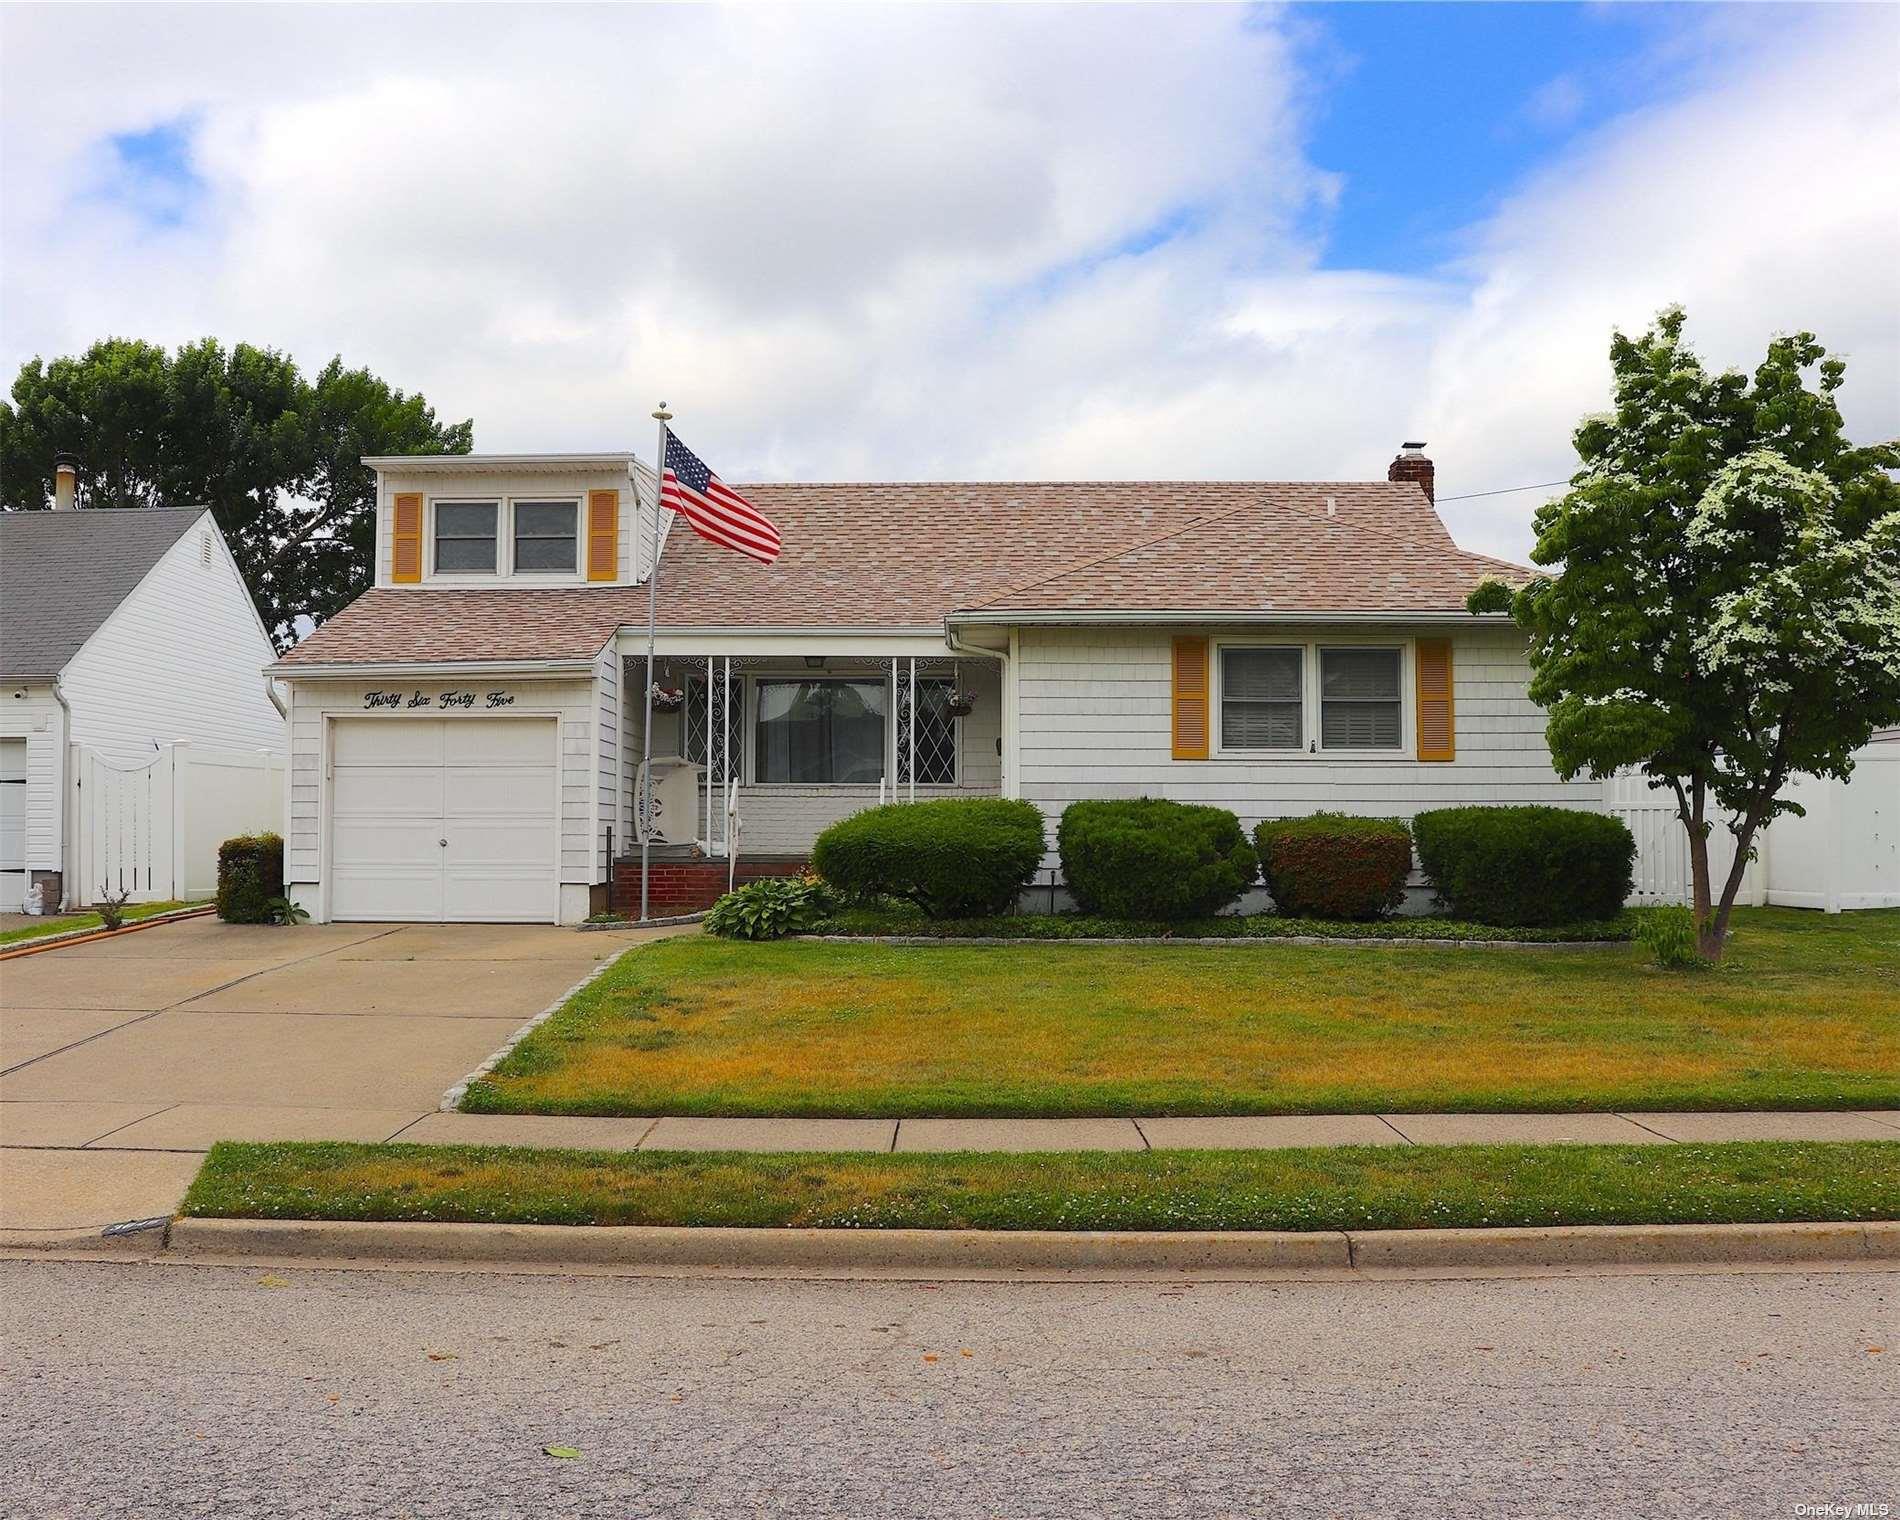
left=164, top=1217, right=1899, bottom=1276
left=577, top=912, right=707, bottom=932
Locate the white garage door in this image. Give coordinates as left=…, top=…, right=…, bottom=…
left=329, top=718, right=558, bottom=923
left=1, top=739, right=26, bottom=913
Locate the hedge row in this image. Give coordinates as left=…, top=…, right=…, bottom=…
left=784, top=798, right=1637, bottom=936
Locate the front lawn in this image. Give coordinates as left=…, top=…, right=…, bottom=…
left=0, top=899, right=204, bottom=948
left=463, top=907, right=1900, bottom=1118
left=183, top=1139, right=1900, bottom=1232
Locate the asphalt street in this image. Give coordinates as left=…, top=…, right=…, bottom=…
left=1, top=1257, right=1894, bottom=1519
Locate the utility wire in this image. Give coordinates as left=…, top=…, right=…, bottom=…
left=1437, top=479, right=1572, bottom=502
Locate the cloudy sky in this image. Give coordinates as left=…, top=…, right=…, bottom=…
left=2, top=2, right=1895, bottom=561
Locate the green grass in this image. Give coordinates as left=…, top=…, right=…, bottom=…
left=818, top=904, right=1634, bottom=942
left=0, top=899, right=204, bottom=947
left=181, top=1139, right=1900, bottom=1232
left=464, top=907, right=1900, bottom=1118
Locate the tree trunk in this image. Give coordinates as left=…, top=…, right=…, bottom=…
left=1683, top=778, right=1717, bottom=956
left=1705, top=815, right=1763, bottom=959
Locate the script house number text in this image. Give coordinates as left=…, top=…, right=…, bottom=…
left=363, top=690, right=518, bottom=711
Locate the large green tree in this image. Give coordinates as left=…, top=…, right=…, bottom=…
left=0, top=338, right=472, bottom=647
left=1470, top=308, right=1900, bottom=959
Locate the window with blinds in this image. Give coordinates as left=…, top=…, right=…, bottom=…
left=1220, top=647, right=1303, bottom=750
left=1319, top=647, right=1402, bottom=750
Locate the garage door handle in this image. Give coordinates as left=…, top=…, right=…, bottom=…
left=439, top=838, right=448, bottom=847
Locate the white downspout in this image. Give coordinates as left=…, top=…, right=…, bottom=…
left=945, top=622, right=1012, bottom=799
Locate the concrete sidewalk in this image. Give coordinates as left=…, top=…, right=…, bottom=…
left=12, top=1106, right=1896, bottom=1160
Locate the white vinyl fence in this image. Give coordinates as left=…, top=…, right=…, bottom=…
left=71, top=742, right=284, bottom=907
left=1610, top=742, right=1899, bottom=912
left=1606, top=773, right=1764, bottom=908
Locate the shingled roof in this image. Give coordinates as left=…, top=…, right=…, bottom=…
left=276, top=480, right=1522, bottom=667
left=0, top=507, right=208, bottom=678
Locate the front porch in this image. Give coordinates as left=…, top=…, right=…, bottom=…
left=613, top=643, right=1004, bottom=909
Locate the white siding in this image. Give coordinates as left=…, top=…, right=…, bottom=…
left=374, top=467, right=641, bottom=587
left=282, top=674, right=605, bottom=896
left=1015, top=623, right=1598, bottom=857
left=59, top=516, right=283, bottom=765
left=0, top=684, right=67, bottom=871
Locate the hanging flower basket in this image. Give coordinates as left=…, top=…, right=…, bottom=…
left=942, top=688, right=978, bottom=718
left=649, top=684, right=686, bottom=714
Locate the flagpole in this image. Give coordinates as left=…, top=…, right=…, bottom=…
left=639, top=402, right=672, bottom=923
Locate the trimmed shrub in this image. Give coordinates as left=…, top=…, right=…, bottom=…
left=1057, top=798, right=1256, bottom=920
left=1413, top=806, right=1635, bottom=926
left=217, top=833, right=284, bottom=924
left=812, top=799, right=1046, bottom=918
left=1253, top=813, right=1412, bottom=920
left=705, top=876, right=836, bottom=940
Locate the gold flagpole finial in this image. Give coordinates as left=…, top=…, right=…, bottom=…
left=652, top=402, right=673, bottom=422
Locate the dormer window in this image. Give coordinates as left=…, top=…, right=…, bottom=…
left=512, top=500, right=579, bottom=573
left=434, top=501, right=499, bottom=573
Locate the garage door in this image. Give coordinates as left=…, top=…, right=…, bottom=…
left=329, top=718, right=558, bottom=922
left=1, top=739, right=25, bottom=913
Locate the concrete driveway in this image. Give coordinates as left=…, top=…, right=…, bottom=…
left=0, top=916, right=652, bottom=1238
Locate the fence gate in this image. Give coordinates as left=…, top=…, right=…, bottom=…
left=73, top=747, right=175, bottom=904
left=1605, top=772, right=1764, bottom=907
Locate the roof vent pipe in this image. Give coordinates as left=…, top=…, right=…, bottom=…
left=52, top=453, right=79, bottom=511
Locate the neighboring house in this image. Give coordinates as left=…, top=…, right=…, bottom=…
left=268, top=445, right=1604, bottom=924
left=0, top=471, right=285, bottom=913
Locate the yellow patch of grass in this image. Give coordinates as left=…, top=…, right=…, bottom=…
left=469, top=908, right=1900, bottom=1116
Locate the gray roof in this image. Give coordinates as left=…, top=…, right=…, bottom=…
left=0, top=508, right=208, bottom=678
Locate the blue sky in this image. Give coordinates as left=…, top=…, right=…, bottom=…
left=103, top=115, right=205, bottom=228
left=1298, top=3, right=1692, bottom=271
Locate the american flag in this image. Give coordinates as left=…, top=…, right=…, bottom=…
left=659, top=430, right=782, bottom=565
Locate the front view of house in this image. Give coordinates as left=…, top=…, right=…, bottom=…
left=269, top=446, right=1601, bottom=923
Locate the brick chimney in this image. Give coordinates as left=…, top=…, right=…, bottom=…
left=1387, top=441, right=1434, bottom=504
left=52, top=452, right=79, bottom=511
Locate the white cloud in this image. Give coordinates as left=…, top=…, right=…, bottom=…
left=1, top=3, right=1895, bottom=564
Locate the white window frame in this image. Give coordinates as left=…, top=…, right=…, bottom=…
left=1212, top=642, right=1306, bottom=756
left=1211, top=636, right=1413, bottom=760
left=423, top=495, right=585, bottom=584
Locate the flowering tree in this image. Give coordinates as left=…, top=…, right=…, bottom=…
left=1469, top=308, right=1900, bottom=960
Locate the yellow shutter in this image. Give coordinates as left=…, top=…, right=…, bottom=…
left=1416, top=638, right=1455, bottom=761
left=390, top=493, right=423, bottom=583
left=586, top=489, right=619, bottom=581
left=1172, top=636, right=1210, bottom=760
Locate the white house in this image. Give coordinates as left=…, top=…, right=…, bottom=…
left=268, top=445, right=1609, bottom=924
left=0, top=462, right=285, bottom=913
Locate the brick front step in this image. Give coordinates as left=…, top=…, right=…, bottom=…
left=611, top=857, right=807, bottom=915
